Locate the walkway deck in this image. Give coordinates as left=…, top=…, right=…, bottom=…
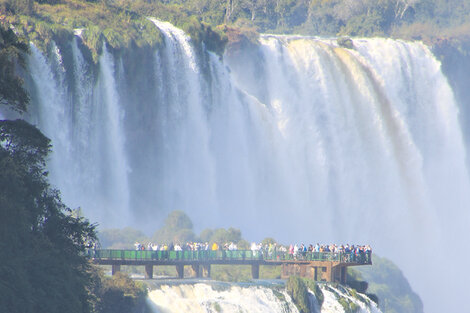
left=90, top=249, right=371, bottom=283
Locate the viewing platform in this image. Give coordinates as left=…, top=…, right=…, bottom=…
left=89, top=249, right=371, bottom=283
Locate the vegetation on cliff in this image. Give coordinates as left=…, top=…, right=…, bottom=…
left=0, top=26, right=148, bottom=313
left=4, top=0, right=470, bottom=54
left=0, top=24, right=97, bottom=313
left=1, top=0, right=164, bottom=62
left=91, top=270, right=148, bottom=313
left=0, top=0, right=228, bottom=60
left=352, top=254, right=424, bottom=313
left=285, top=276, right=311, bottom=313
left=0, top=27, right=29, bottom=113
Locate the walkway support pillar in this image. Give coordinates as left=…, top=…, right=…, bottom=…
left=340, top=266, right=346, bottom=284
left=145, top=264, right=153, bottom=279
left=111, top=264, right=121, bottom=276
left=176, top=264, right=184, bottom=279
left=324, top=263, right=332, bottom=282
left=190, top=264, right=200, bottom=277
left=202, top=264, right=211, bottom=278
left=251, top=264, right=260, bottom=279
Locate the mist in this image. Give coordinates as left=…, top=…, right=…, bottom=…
left=20, top=22, right=470, bottom=313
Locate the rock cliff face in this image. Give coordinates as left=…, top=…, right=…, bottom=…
left=4, top=21, right=468, bottom=313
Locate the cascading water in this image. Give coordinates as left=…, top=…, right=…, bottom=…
left=321, top=284, right=381, bottom=313
left=144, top=282, right=380, bottom=313
left=146, top=19, right=218, bottom=222
left=28, top=42, right=70, bottom=186
left=146, top=283, right=299, bottom=313
left=26, top=40, right=131, bottom=225
left=16, top=21, right=470, bottom=313
left=93, top=44, right=130, bottom=223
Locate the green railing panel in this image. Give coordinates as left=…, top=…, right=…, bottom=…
left=108, top=250, right=116, bottom=258
left=90, top=249, right=371, bottom=264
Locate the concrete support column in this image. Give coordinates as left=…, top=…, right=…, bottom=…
left=313, top=266, right=318, bottom=281
left=307, top=265, right=316, bottom=280
left=176, top=264, right=184, bottom=279
left=111, top=264, right=121, bottom=275
left=202, top=264, right=211, bottom=278
left=281, top=263, right=288, bottom=278
left=251, top=264, right=260, bottom=279
left=340, top=266, right=346, bottom=284
left=325, top=263, right=332, bottom=282
left=190, top=264, right=200, bottom=278
left=145, top=264, right=153, bottom=279
left=281, top=263, right=294, bottom=279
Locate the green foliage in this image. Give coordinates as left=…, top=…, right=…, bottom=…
left=198, top=228, right=214, bottom=242
left=154, top=265, right=177, bottom=277
left=181, top=17, right=228, bottom=56
left=0, top=28, right=100, bottom=313
left=211, top=265, right=252, bottom=282
left=285, top=276, right=310, bottom=313
left=210, top=264, right=280, bottom=282
left=98, top=227, right=147, bottom=249
left=272, top=289, right=286, bottom=302
left=354, top=254, right=424, bottom=313
left=209, top=227, right=242, bottom=244
left=163, top=210, right=193, bottom=229
left=303, top=278, right=324, bottom=307
left=81, top=25, right=104, bottom=61
left=338, top=297, right=360, bottom=313
left=97, top=272, right=148, bottom=313
left=152, top=210, right=196, bottom=244
left=4, top=0, right=470, bottom=60
left=99, top=213, right=246, bottom=251
left=337, top=37, right=353, bottom=49
left=260, top=265, right=281, bottom=279
left=236, top=239, right=250, bottom=250
left=0, top=119, right=98, bottom=313
left=0, top=0, right=34, bottom=15
left=261, top=237, right=276, bottom=245
left=197, top=226, right=244, bottom=246
left=0, top=26, right=29, bottom=113
left=3, top=0, right=163, bottom=62
left=346, top=269, right=368, bottom=294
left=338, top=13, right=386, bottom=37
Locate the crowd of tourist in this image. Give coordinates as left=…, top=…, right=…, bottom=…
left=132, top=241, right=372, bottom=263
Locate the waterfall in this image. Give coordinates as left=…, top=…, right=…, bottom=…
left=145, top=282, right=380, bottom=313
left=26, top=40, right=130, bottom=225
left=17, top=22, right=470, bottom=313
left=321, top=284, right=381, bottom=313
left=93, top=44, right=130, bottom=223
left=146, top=19, right=218, bottom=225
left=147, top=283, right=298, bottom=313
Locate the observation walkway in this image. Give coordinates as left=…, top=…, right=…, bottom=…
left=89, top=250, right=371, bottom=283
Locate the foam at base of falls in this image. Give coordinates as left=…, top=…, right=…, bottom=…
left=145, top=282, right=381, bottom=313
left=321, top=285, right=381, bottom=313
left=147, top=283, right=298, bottom=313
